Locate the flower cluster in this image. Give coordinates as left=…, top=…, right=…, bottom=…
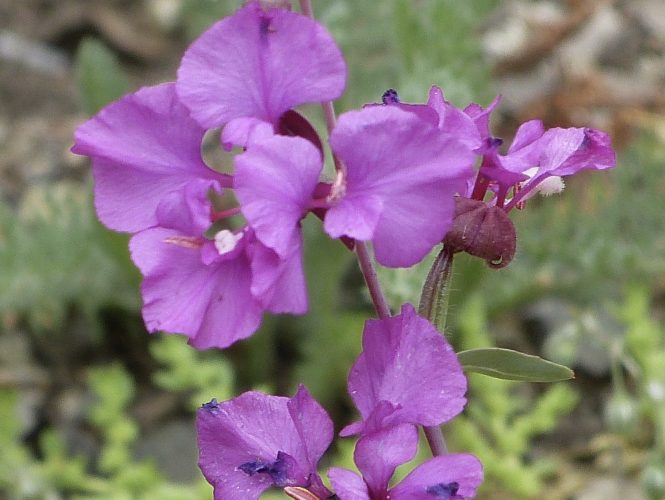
left=72, top=1, right=617, bottom=499
left=72, top=1, right=482, bottom=349
left=197, top=305, right=482, bottom=499
left=72, top=1, right=614, bottom=349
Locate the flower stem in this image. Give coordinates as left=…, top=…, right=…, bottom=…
left=356, top=241, right=391, bottom=319
left=298, top=0, right=342, bottom=173
left=418, top=246, right=455, bottom=456
left=298, top=0, right=388, bottom=320
left=418, top=246, right=454, bottom=332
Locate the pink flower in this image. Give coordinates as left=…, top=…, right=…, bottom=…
left=176, top=0, right=346, bottom=147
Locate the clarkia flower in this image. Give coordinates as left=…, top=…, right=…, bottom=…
left=176, top=0, right=346, bottom=147
left=341, top=303, right=467, bottom=437
left=328, top=423, right=483, bottom=500
left=73, top=82, right=312, bottom=348
left=128, top=179, right=269, bottom=349
left=71, top=83, right=228, bottom=233
left=324, top=105, right=477, bottom=268
left=197, top=386, right=333, bottom=500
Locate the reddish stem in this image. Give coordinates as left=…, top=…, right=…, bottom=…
left=355, top=241, right=391, bottom=319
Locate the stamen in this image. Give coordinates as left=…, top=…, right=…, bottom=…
left=201, top=399, right=221, bottom=413
left=326, top=169, right=347, bottom=203
left=426, top=481, right=463, bottom=499
left=163, top=236, right=203, bottom=249
left=381, top=88, right=400, bottom=104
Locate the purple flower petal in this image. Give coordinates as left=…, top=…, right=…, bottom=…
left=328, top=468, right=369, bottom=500
left=507, top=119, right=545, bottom=154
left=130, top=228, right=263, bottom=349
left=353, top=424, right=419, bottom=498
left=177, top=1, right=346, bottom=128
left=249, top=240, right=308, bottom=314
left=427, top=86, right=481, bottom=150
left=326, top=106, right=475, bottom=267
left=197, top=388, right=333, bottom=499
left=505, top=126, right=616, bottom=208
left=389, top=454, right=483, bottom=499
left=463, top=95, right=501, bottom=143
left=235, top=134, right=322, bottom=258
left=221, top=117, right=274, bottom=151
left=346, top=304, right=467, bottom=435
left=154, top=178, right=220, bottom=235
left=72, top=83, right=221, bottom=233
left=288, top=385, right=334, bottom=484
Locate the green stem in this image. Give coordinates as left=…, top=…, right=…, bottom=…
left=418, top=245, right=456, bottom=456
left=418, top=246, right=454, bottom=331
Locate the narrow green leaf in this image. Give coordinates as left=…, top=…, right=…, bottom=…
left=75, top=37, right=130, bottom=115
left=458, top=347, right=575, bottom=382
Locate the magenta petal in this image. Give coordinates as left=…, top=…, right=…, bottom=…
left=327, top=106, right=475, bottom=267
left=508, top=119, right=545, bottom=154
left=463, top=95, right=501, bottom=142
left=347, top=304, right=467, bottom=433
left=340, top=400, right=399, bottom=438
left=250, top=240, right=308, bottom=314
left=155, top=179, right=219, bottom=235
left=324, top=193, right=383, bottom=241
left=197, top=388, right=332, bottom=499
left=427, top=86, right=481, bottom=150
left=370, top=180, right=457, bottom=267
left=72, top=83, right=219, bottom=233
left=288, top=385, right=334, bottom=474
left=389, top=454, right=483, bottom=499
left=328, top=468, right=370, bottom=500
left=177, top=1, right=346, bottom=128
left=235, top=134, right=322, bottom=258
left=221, top=117, right=275, bottom=150
left=130, top=229, right=262, bottom=349
left=541, top=127, right=616, bottom=177
left=354, top=424, right=418, bottom=497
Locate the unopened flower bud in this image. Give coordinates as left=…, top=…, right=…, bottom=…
left=443, top=197, right=516, bottom=268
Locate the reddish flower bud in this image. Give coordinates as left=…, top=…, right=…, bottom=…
left=443, top=197, right=516, bottom=268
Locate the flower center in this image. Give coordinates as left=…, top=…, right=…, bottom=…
left=214, top=229, right=243, bottom=255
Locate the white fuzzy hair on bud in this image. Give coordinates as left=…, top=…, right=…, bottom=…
left=535, top=176, right=565, bottom=197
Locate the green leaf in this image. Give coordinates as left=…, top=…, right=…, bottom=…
left=75, top=37, right=130, bottom=115
left=458, top=348, right=575, bottom=382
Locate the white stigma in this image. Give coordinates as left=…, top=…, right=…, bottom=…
left=214, top=230, right=242, bottom=255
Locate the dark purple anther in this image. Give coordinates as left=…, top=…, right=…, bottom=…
left=238, top=451, right=294, bottom=487
left=381, top=88, right=400, bottom=104
left=201, top=399, right=220, bottom=412
left=426, top=481, right=464, bottom=499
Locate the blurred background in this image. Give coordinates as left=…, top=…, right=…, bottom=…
left=1, top=0, right=665, bottom=498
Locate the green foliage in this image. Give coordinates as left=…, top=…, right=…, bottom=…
left=448, top=295, right=578, bottom=498
left=391, top=0, right=497, bottom=104
left=615, top=285, right=665, bottom=499
left=75, top=38, right=131, bottom=115
left=0, top=183, right=138, bottom=334
left=292, top=218, right=366, bottom=408
left=0, top=364, right=211, bottom=499
left=317, top=0, right=495, bottom=109
left=180, top=0, right=238, bottom=39
left=458, top=347, right=574, bottom=382
left=151, top=335, right=235, bottom=409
